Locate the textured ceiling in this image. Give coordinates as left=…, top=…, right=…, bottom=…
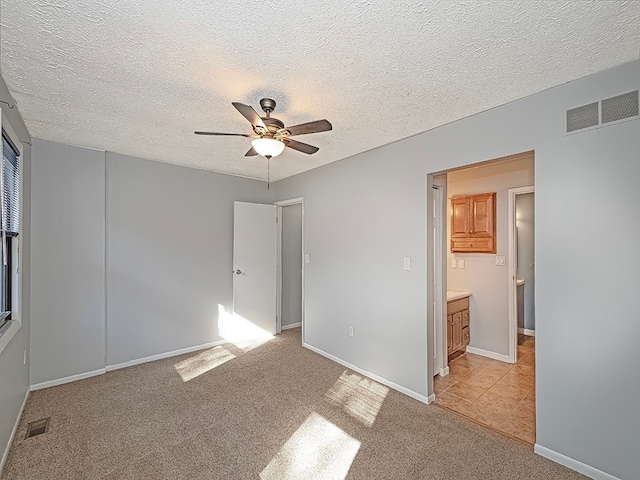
left=1, top=1, right=639, bottom=181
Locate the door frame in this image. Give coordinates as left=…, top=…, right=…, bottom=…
left=432, top=185, right=448, bottom=377
left=507, top=185, right=534, bottom=363
left=275, top=197, right=305, bottom=342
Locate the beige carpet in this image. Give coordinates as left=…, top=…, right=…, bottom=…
left=2, top=328, right=585, bottom=479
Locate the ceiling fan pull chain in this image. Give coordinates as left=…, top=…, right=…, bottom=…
left=267, top=157, right=270, bottom=189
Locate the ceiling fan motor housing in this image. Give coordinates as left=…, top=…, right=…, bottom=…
left=262, top=117, right=285, bottom=133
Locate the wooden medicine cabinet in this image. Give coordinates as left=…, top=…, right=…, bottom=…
left=450, top=192, right=496, bottom=253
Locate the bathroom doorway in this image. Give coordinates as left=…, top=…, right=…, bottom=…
left=429, top=151, right=537, bottom=445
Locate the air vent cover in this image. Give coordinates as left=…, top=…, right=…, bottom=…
left=601, top=90, right=639, bottom=124
left=25, top=418, right=50, bottom=439
left=566, top=102, right=599, bottom=133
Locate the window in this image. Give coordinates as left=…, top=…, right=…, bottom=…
left=0, top=131, right=19, bottom=331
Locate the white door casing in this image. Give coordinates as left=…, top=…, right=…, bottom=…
left=275, top=197, right=305, bottom=338
left=432, top=185, right=446, bottom=377
left=507, top=186, right=535, bottom=363
left=233, top=201, right=277, bottom=336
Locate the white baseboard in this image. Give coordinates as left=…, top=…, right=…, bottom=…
left=281, top=322, right=302, bottom=331
left=31, top=340, right=229, bottom=390
left=534, top=444, right=620, bottom=480
left=465, top=346, right=511, bottom=363
left=303, top=342, right=429, bottom=404
left=524, top=329, right=535, bottom=336
left=106, top=339, right=227, bottom=372
left=439, top=366, right=450, bottom=377
left=31, top=368, right=106, bottom=391
left=0, top=389, right=29, bottom=476
left=427, top=394, right=436, bottom=404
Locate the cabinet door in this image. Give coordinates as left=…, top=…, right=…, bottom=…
left=462, top=309, right=470, bottom=328
left=447, top=315, right=453, bottom=355
left=462, top=327, right=470, bottom=346
left=451, top=197, right=470, bottom=238
left=470, top=193, right=495, bottom=238
left=452, top=312, right=463, bottom=351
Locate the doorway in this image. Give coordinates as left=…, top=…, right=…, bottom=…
left=508, top=187, right=535, bottom=362
left=276, top=198, right=305, bottom=342
left=428, top=152, right=537, bottom=445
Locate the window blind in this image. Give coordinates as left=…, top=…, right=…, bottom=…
left=1, top=133, right=19, bottom=235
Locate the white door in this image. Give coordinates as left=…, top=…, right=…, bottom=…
left=233, top=201, right=277, bottom=335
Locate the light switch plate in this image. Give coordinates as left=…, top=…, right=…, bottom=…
left=304, top=254, right=311, bottom=264
left=496, top=255, right=506, bottom=266
left=451, top=259, right=457, bottom=269
left=458, top=259, right=465, bottom=269
left=403, top=257, right=411, bottom=271
left=348, top=326, right=354, bottom=337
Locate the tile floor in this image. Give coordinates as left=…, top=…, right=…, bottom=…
left=434, top=336, right=536, bottom=444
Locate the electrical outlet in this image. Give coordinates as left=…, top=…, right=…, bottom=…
left=451, top=259, right=457, bottom=269
left=496, top=255, right=506, bottom=266
left=304, top=253, right=311, bottom=264
left=348, top=326, right=354, bottom=337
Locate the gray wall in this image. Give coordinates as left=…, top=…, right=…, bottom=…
left=106, top=152, right=272, bottom=365
left=281, top=203, right=302, bottom=327
left=273, top=144, right=431, bottom=398
left=447, top=157, right=534, bottom=356
left=30, top=140, right=106, bottom=385
left=516, top=192, right=535, bottom=331
left=0, top=75, right=31, bottom=472
left=273, top=60, right=640, bottom=479
left=29, top=142, right=272, bottom=382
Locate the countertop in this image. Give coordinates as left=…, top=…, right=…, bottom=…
left=447, top=290, right=472, bottom=302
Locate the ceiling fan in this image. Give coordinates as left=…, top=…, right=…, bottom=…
left=195, top=98, right=332, bottom=159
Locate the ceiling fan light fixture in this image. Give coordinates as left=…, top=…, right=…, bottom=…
left=251, top=138, right=285, bottom=159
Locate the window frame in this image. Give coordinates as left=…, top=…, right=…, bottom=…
left=0, top=108, right=24, bottom=354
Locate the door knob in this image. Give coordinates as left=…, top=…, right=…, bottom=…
left=235, top=269, right=242, bottom=275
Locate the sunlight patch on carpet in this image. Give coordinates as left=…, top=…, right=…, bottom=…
left=260, top=412, right=360, bottom=480
left=325, top=371, right=389, bottom=427
left=218, top=304, right=274, bottom=352
left=174, top=346, right=236, bottom=382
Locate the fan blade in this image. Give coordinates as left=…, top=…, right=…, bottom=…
left=284, top=119, right=332, bottom=136
left=232, top=102, right=268, bottom=130
left=245, top=147, right=258, bottom=157
left=282, top=138, right=319, bottom=155
left=194, top=131, right=250, bottom=137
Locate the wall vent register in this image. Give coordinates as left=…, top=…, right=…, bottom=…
left=566, top=89, right=639, bottom=134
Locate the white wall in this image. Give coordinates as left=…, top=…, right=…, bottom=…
left=29, top=143, right=272, bottom=381
left=273, top=60, right=640, bottom=479
left=516, top=192, right=535, bottom=331
left=106, top=152, right=272, bottom=365
left=447, top=157, right=534, bottom=356
left=30, top=140, right=106, bottom=385
left=0, top=75, right=31, bottom=474
left=281, top=203, right=302, bottom=327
